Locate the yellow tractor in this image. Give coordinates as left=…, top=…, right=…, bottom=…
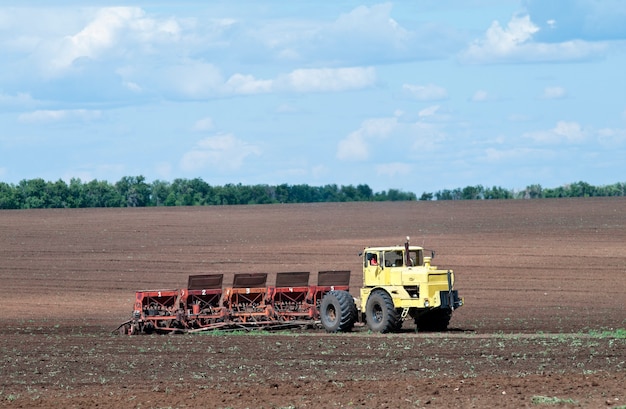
left=320, top=237, right=463, bottom=333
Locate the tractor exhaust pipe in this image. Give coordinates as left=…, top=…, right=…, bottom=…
left=447, top=270, right=454, bottom=311
left=405, top=236, right=410, bottom=266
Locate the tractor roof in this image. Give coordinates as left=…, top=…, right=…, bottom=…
left=364, top=245, right=423, bottom=252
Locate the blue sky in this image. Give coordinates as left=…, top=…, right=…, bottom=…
left=1, top=1, right=625, bottom=194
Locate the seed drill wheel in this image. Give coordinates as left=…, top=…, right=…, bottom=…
left=118, top=323, right=131, bottom=335
left=320, top=290, right=357, bottom=332
left=365, top=289, right=399, bottom=333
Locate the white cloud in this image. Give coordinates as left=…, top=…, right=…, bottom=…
left=44, top=7, right=182, bottom=77
left=311, top=164, right=329, bottom=179
left=508, top=113, right=532, bottom=122
left=148, top=64, right=374, bottom=99
left=523, top=0, right=626, bottom=42
left=123, top=81, right=142, bottom=93
left=376, top=162, right=412, bottom=177
left=596, top=127, right=626, bottom=147
left=0, top=92, right=40, bottom=113
left=540, top=86, right=567, bottom=99
left=523, top=121, right=587, bottom=144
left=359, top=117, right=398, bottom=137
left=471, top=90, right=490, bottom=102
left=337, top=110, right=452, bottom=162
left=161, top=61, right=223, bottom=99
left=460, top=14, right=606, bottom=64
left=227, top=66, right=377, bottom=94
left=336, top=132, right=369, bottom=161
left=224, top=74, right=273, bottom=95
left=246, top=2, right=462, bottom=67
left=275, top=104, right=298, bottom=114
left=180, top=133, right=261, bottom=172
left=154, top=162, right=172, bottom=179
left=256, top=3, right=416, bottom=65
left=283, top=67, right=376, bottom=93
left=192, top=117, right=214, bottom=132
left=418, top=105, right=440, bottom=118
left=484, top=147, right=538, bottom=162
left=408, top=122, right=447, bottom=153
left=332, top=3, right=411, bottom=49
left=487, top=14, right=539, bottom=51
left=336, top=115, right=400, bottom=161
left=523, top=121, right=626, bottom=148
left=403, top=83, right=448, bottom=101
left=0, top=92, right=35, bottom=106
left=18, top=109, right=102, bottom=123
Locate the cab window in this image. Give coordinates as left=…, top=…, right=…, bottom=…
left=384, top=251, right=403, bottom=267
left=365, top=252, right=378, bottom=267
left=407, top=250, right=423, bottom=266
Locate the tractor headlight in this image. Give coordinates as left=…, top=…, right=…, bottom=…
left=424, top=299, right=430, bottom=307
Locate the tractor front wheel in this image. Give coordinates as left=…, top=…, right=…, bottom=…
left=365, top=290, right=399, bottom=333
left=320, top=290, right=357, bottom=332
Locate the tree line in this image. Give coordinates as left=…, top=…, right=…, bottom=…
left=0, top=176, right=416, bottom=209
left=427, top=181, right=626, bottom=200
left=0, top=177, right=624, bottom=210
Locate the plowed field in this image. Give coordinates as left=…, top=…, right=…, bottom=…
left=1, top=198, right=625, bottom=408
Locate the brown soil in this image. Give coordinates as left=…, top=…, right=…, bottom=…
left=0, top=198, right=625, bottom=408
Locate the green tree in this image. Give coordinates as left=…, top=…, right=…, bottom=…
left=116, top=176, right=150, bottom=207
left=319, top=184, right=340, bottom=202
left=189, top=178, right=213, bottom=205
left=0, top=182, right=18, bottom=209
left=150, top=180, right=171, bottom=206
left=83, top=179, right=122, bottom=207
left=522, top=184, right=543, bottom=199
left=484, top=186, right=512, bottom=199
left=290, top=184, right=317, bottom=203
left=18, top=178, right=48, bottom=208
left=67, top=178, right=85, bottom=207
left=339, top=185, right=359, bottom=201
left=246, top=184, right=274, bottom=204
left=462, top=185, right=484, bottom=200
left=46, top=179, right=69, bottom=208
left=356, top=184, right=373, bottom=201
left=419, top=192, right=433, bottom=201
left=567, top=181, right=595, bottom=197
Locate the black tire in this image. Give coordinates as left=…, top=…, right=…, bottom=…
left=415, top=308, right=452, bottom=332
left=319, top=290, right=357, bottom=332
left=365, top=290, right=399, bottom=333
left=143, top=322, right=154, bottom=334
left=393, top=309, right=405, bottom=331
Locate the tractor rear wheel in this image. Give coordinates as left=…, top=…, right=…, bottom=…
left=320, top=290, right=357, bottom=332
left=365, top=290, right=399, bottom=333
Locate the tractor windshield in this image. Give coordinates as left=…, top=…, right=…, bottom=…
left=382, top=249, right=423, bottom=267
left=383, top=251, right=403, bottom=267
